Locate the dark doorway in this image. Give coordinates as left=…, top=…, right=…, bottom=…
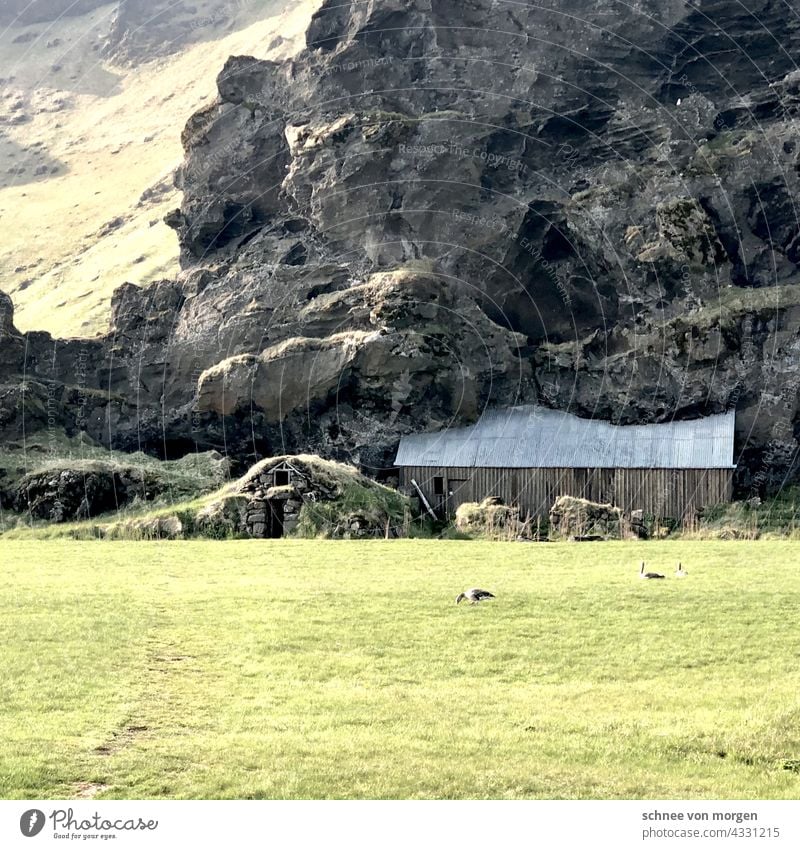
left=433, top=475, right=446, bottom=514
left=267, top=500, right=285, bottom=538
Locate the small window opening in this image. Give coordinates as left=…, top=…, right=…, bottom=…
left=433, top=476, right=444, bottom=496
left=274, top=470, right=290, bottom=486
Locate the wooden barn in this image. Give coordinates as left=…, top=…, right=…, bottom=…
left=395, top=407, right=736, bottom=521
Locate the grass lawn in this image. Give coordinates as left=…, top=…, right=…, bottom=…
left=0, top=540, right=799, bottom=800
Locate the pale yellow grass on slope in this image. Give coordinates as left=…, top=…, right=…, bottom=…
left=0, top=1, right=320, bottom=338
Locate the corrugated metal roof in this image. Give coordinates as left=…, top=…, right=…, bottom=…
left=395, top=407, right=736, bottom=469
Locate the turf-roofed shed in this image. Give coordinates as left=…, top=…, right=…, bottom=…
left=395, top=407, right=736, bottom=522
left=212, top=455, right=408, bottom=539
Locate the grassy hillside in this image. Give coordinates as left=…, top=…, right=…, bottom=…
left=1, top=539, right=798, bottom=799
left=0, top=0, right=320, bottom=337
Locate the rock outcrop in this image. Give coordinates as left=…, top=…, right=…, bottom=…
left=14, top=463, right=160, bottom=523
left=4, top=0, right=800, bottom=493
left=0, top=290, right=115, bottom=452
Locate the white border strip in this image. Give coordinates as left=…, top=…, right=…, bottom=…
left=2, top=800, right=798, bottom=849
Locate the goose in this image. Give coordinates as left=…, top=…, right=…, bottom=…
left=455, top=588, right=496, bottom=605
left=639, top=561, right=665, bottom=580
left=675, top=562, right=688, bottom=577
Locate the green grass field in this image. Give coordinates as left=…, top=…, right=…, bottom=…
left=1, top=540, right=799, bottom=800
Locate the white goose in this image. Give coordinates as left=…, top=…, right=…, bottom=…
left=639, top=561, right=665, bottom=580
left=675, top=562, right=688, bottom=577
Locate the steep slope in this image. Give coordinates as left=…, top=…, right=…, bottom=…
left=3, top=0, right=800, bottom=492
left=0, top=0, right=319, bottom=336
left=0, top=0, right=108, bottom=25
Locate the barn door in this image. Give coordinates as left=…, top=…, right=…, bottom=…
left=446, top=478, right=470, bottom=517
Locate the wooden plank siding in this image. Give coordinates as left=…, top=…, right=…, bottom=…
left=400, top=466, right=734, bottom=521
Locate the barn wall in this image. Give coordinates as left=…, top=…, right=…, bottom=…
left=399, top=467, right=733, bottom=520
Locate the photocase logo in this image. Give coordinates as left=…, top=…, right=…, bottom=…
left=19, top=810, right=46, bottom=837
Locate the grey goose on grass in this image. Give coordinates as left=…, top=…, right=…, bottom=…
left=675, top=562, right=688, bottom=577
left=639, top=562, right=665, bottom=580
left=455, top=588, right=496, bottom=605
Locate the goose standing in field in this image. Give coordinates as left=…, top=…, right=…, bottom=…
left=675, top=562, right=688, bottom=577
left=455, top=588, right=496, bottom=605
left=639, top=561, right=665, bottom=580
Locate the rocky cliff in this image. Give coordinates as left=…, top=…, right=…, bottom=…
left=4, top=0, right=800, bottom=492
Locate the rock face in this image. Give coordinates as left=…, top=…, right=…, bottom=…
left=192, top=267, right=530, bottom=468
left=4, top=0, right=800, bottom=493
left=0, top=291, right=116, bottom=455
